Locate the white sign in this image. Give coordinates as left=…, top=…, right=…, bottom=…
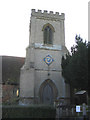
left=76, top=106, right=80, bottom=112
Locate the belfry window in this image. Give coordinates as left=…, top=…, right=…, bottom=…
left=42, top=24, right=55, bottom=45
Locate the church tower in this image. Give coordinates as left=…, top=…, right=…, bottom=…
left=20, top=9, right=70, bottom=105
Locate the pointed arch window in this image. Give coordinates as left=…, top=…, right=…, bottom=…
left=42, top=24, right=55, bottom=45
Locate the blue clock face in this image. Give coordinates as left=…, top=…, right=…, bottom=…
left=44, top=55, right=54, bottom=66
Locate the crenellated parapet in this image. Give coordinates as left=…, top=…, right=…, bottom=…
left=31, top=9, right=65, bottom=20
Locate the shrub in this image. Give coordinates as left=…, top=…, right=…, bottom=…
left=2, top=104, right=56, bottom=118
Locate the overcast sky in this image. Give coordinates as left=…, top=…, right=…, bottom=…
left=0, top=0, right=88, bottom=57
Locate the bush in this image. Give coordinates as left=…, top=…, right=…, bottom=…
left=2, top=105, right=56, bottom=118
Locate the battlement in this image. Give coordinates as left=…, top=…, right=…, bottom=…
left=31, top=9, right=65, bottom=20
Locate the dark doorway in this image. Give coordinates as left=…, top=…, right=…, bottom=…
left=42, top=83, right=53, bottom=104
left=39, top=79, right=58, bottom=104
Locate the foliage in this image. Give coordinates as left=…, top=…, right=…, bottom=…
left=2, top=105, right=56, bottom=118
left=2, top=97, right=19, bottom=105
left=88, top=42, right=90, bottom=97
left=61, top=35, right=88, bottom=92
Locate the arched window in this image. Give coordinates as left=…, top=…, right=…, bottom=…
left=42, top=24, right=55, bottom=45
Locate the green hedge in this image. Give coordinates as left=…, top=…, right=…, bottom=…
left=2, top=105, right=56, bottom=118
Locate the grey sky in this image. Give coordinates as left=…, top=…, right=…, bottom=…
left=0, top=0, right=88, bottom=57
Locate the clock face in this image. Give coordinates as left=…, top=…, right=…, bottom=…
left=44, top=55, right=54, bottom=66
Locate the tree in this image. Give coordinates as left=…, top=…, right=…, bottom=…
left=88, top=42, right=90, bottom=97
left=61, top=35, right=88, bottom=103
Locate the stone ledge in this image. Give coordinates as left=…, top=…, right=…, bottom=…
left=33, top=43, right=62, bottom=51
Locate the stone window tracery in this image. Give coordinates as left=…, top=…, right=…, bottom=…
left=42, top=23, right=55, bottom=45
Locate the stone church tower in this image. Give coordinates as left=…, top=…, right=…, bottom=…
left=20, top=9, right=70, bottom=105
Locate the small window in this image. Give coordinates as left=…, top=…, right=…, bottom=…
left=42, top=24, right=55, bottom=45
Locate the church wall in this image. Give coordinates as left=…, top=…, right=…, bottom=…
left=20, top=69, right=34, bottom=97
left=33, top=47, right=66, bottom=99
left=34, top=49, right=62, bottom=71
left=30, top=15, right=65, bottom=46
left=35, top=19, right=62, bottom=45
left=34, top=70, right=65, bottom=98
